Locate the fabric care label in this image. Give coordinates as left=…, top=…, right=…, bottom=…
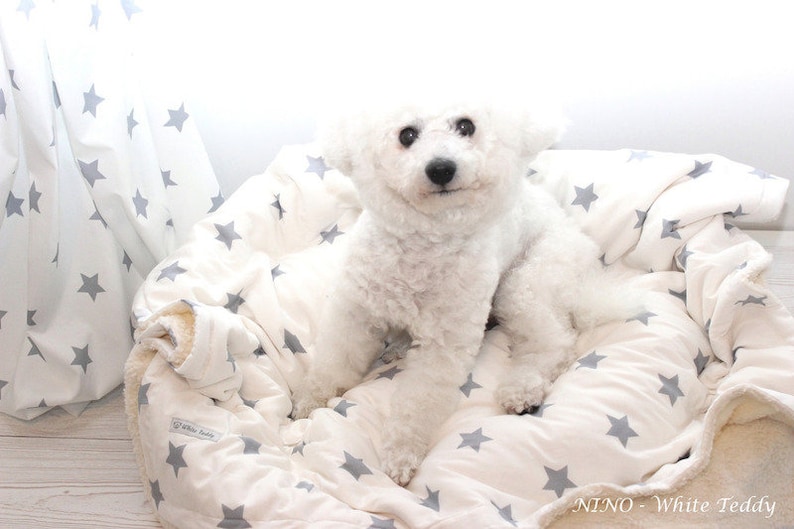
left=169, top=417, right=222, bottom=442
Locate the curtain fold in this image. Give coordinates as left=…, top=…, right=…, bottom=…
left=0, top=1, right=222, bottom=419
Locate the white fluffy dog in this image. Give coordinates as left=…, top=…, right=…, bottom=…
left=291, top=94, right=634, bottom=485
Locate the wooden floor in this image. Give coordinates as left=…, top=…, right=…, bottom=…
left=1, top=230, right=793, bottom=529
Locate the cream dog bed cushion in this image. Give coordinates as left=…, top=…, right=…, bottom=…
left=124, top=146, right=793, bottom=528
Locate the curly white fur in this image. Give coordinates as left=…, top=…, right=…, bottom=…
left=291, top=95, right=637, bottom=485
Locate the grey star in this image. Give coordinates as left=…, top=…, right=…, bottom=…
left=736, top=294, right=767, bottom=306
left=688, top=160, right=712, bottom=178
left=242, top=396, right=258, bottom=408
left=138, top=382, right=150, bottom=410
left=157, top=261, right=187, bottom=281
left=296, top=480, right=314, bottom=492
left=377, top=365, right=402, bottom=380
left=305, top=155, right=329, bottom=178
left=5, top=191, right=24, bottom=217
left=543, top=465, right=577, bottom=498
left=71, top=344, right=92, bottom=373
left=458, top=427, right=493, bottom=452
left=292, top=441, right=306, bottom=456
left=223, top=291, right=245, bottom=313
left=38, top=398, right=48, bottom=408
left=29, top=182, right=42, bottom=213
left=122, top=252, right=133, bottom=272
left=82, top=84, right=104, bottom=117
left=320, top=224, right=344, bottom=244
left=0, top=379, right=6, bottom=398
left=658, top=374, right=685, bottom=406
left=606, top=414, right=639, bottom=447
left=78, top=159, right=107, bottom=187
left=27, top=338, right=44, bottom=360
left=284, top=330, right=306, bottom=354
left=252, top=345, right=266, bottom=357
left=729, top=205, right=748, bottom=218
left=17, top=0, right=35, bottom=20
left=571, top=183, right=598, bottom=212
left=127, top=108, right=138, bottom=137
left=89, top=2, right=101, bottom=29
left=677, top=245, right=694, bottom=270
left=668, top=288, right=687, bottom=304
left=165, top=218, right=174, bottom=228
left=166, top=442, right=188, bottom=477
left=149, top=479, right=163, bottom=509
left=132, top=189, right=149, bottom=218
left=368, top=516, right=396, bottom=529
left=208, top=191, right=225, bottom=213
left=528, top=402, right=553, bottom=417
left=333, top=399, right=356, bottom=417
left=271, top=265, right=285, bottom=280
left=661, top=218, right=681, bottom=239
left=750, top=167, right=774, bottom=179
left=420, top=486, right=440, bottom=511
left=633, top=208, right=648, bottom=229
left=52, top=81, right=60, bottom=108
left=459, top=372, right=482, bottom=397
left=340, top=451, right=373, bottom=480
left=215, top=221, right=242, bottom=250
left=491, top=501, right=518, bottom=527
left=9, top=69, right=20, bottom=90
left=627, top=310, right=657, bottom=326
left=26, top=310, right=36, bottom=326
left=218, top=504, right=252, bottom=529
left=52, top=244, right=59, bottom=265
left=693, top=349, right=709, bottom=375
left=120, top=0, right=142, bottom=20
left=240, top=436, right=261, bottom=455
left=628, top=150, right=651, bottom=162
left=89, top=204, right=107, bottom=227
left=164, top=103, right=189, bottom=132
left=576, top=351, right=606, bottom=370
left=77, top=273, right=105, bottom=301
left=161, top=169, right=177, bottom=187
left=271, top=194, right=286, bottom=219
left=0, top=310, right=6, bottom=330
left=0, top=88, right=6, bottom=116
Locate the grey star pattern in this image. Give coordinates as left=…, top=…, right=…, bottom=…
left=627, top=310, right=657, bottom=326
left=688, top=160, right=713, bottom=178
left=133, top=189, right=149, bottom=218
left=271, top=265, right=285, bottom=281
left=82, top=84, right=104, bottom=117
left=377, top=365, right=402, bottom=380
left=0, top=379, right=6, bottom=399
left=127, top=108, right=138, bottom=137
left=576, top=351, right=606, bottom=370
left=628, top=150, right=651, bottom=162
left=729, top=205, right=747, bottom=218
left=208, top=191, right=225, bottom=213
left=750, top=167, right=774, bottom=179
left=368, top=516, right=396, bottom=529
left=736, top=294, right=767, bottom=306
left=292, top=441, right=306, bottom=456
left=333, top=399, right=356, bottom=417
left=218, top=504, right=252, bottom=529
left=458, top=427, right=492, bottom=452
left=224, top=291, right=245, bottom=313
left=634, top=209, right=648, bottom=229
left=89, top=204, right=107, bottom=227
left=284, top=330, right=306, bottom=354
left=5, top=191, right=24, bottom=217
left=161, top=169, right=177, bottom=187
left=320, top=224, right=344, bottom=244
left=157, top=261, right=187, bottom=281
left=78, top=273, right=105, bottom=301
left=271, top=194, right=286, bottom=219
left=9, top=69, right=20, bottom=90
left=121, top=0, right=142, bottom=19
left=27, top=310, right=35, bottom=326
left=459, top=372, right=482, bottom=397
left=658, top=374, right=685, bottom=406
left=668, top=288, right=687, bottom=304
left=305, top=155, right=329, bottom=179
left=149, top=479, right=163, bottom=509
left=52, top=81, right=60, bottom=108
left=571, top=183, right=598, bottom=212
left=606, top=415, right=639, bottom=447
left=123, top=252, right=133, bottom=272
left=166, top=442, right=188, bottom=477
left=215, top=221, right=242, bottom=250
left=661, top=218, right=681, bottom=239
left=295, top=480, right=314, bottom=492
left=543, top=465, right=577, bottom=498
left=528, top=402, right=553, bottom=417
left=138, top=382, right=150, bottom=410
left=0, top=310, right=6, bottom=330
left=420, top=486, right=440, bottom=511
left=78, top=159, right=107, bottom=187
left=693, top=349, right=709, bottom=375
left=27, top=338, right=44, bottom=360
left=340, top=451, right=372, bottom=480
left=90, top=2, right=101, bottom=29
left=164, top=103, right=189, bottom=132
left=17, top=0, right=34, bottom=20
left=0, top=88, right=6, bottom=116
left=240, top=436, right=261, bottom=455
left=29, top=182, right=42, bottom=213
left=491, top=501, right=518, bottom=527
left=677, top=245, right=694, bottom=269
left=71, top=344, right=92, bottom=373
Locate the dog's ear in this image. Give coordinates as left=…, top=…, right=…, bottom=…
left=519, top=105, right=567, bottom=159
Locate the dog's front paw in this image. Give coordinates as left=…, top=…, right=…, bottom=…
left=496, top=373, right=550, bottom=415
left=382, top=439, right=424, bottom=486
left=290, top=384, right=331, bottom=420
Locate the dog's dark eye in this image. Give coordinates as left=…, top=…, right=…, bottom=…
left=455, top=118, right=476, bottom=137
left=398, top=127, right=419, bottom=148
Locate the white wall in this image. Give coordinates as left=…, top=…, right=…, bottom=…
left=137, top=0, right=793, bottom=228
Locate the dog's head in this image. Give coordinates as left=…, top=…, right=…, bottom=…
left=320, top=93, right=564, bottom=235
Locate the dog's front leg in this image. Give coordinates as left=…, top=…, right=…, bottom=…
left=381, top=341, right=479, bottom=485
left=291, top=294, right=386, bottom=419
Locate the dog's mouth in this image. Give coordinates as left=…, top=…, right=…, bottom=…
left=433, top=188, right=460, bottom=196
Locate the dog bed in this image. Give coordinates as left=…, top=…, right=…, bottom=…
left=124, top=145, right=793, bottom=528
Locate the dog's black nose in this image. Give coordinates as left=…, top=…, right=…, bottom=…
left=425, top=158, right=457, bottom=186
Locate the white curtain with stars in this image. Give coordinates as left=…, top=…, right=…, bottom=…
left=0, top=1, right=222, bottom=419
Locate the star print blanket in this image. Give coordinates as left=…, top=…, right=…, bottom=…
left=124, top=146, right=794, bottom=529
